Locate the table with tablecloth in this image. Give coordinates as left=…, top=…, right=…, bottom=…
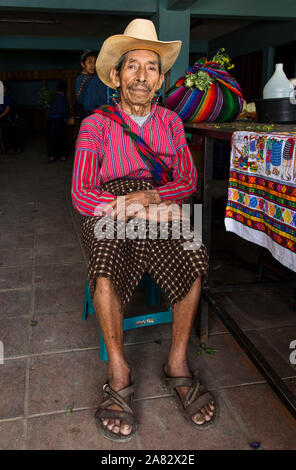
left=184, top=121, right=296, bottom=417
left=225, top=130, right=296, bottom=272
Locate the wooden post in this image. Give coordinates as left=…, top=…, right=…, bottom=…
left=163, top=70, right=171, bottom=105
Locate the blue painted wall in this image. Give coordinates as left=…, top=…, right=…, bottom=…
left=0, top=49, right=80, bottom=72
left=8, top=80, right=60, bottom=109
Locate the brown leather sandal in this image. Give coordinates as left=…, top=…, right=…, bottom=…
left=94, top=382, right=137, bottom=442
left=163, top=367, right=219, bottom=430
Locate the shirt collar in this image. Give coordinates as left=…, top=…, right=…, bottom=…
left=115, top=103, right=157, bottom=126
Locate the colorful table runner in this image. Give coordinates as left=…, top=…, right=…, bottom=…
left=225, top=130, right=296, bottom=272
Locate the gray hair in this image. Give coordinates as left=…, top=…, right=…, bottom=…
left=115, top=50, right=162, bottom=75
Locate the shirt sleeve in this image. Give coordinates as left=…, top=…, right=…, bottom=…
left=156, top=114, right=197, bottom=203
left=71, top=116, right=117, bottom=216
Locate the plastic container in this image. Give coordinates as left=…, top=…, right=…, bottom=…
left=255, top=97, right=296, bottom=123
left=263, top=63, right=294, bottom=99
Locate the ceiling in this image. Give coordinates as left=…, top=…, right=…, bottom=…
left=0, top=9, right=255, bottom=41
left=190, top=18, right=254, bottom=41
left=0, top=11, right=141, bottom=37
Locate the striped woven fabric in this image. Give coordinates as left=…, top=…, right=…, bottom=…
left=166, top=58, right=244, bottom=123
left=94, top=105, right=173, bottom=186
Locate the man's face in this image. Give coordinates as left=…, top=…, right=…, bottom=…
left=110, top=50, right=164, bottom=109
left=82, top=55, right=96, bottom=75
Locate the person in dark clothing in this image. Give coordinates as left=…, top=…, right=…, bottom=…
left=75, top=50, right=110, bottom=121
left=47, top=80, right=69, bottom=162
left=0, top=82, right=21, bottom=154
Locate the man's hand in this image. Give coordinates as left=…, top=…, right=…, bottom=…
left=101, top=191, right=189, bottom=223
left=102, top=189, right=162, bottom=220
left=132, top=201, right=190, bottom=223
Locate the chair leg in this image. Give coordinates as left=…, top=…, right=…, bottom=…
left=99, top=331, right=108, bottom=362
left=144, top=275, right=161, bottom=307
left=82, top=297, right=89, bottom=321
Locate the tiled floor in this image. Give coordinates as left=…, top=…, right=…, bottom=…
left=0, top=135, right=295, bottom=450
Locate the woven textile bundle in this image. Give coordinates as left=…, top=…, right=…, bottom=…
left=166, top=58, right=244, bottom=123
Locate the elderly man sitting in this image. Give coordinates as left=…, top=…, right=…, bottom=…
left=71, top=19, right=217, bottom=442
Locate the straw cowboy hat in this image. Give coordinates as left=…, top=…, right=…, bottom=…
left=96, top=18, right=182, bottom=88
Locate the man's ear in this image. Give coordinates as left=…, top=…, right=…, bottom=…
left=110, top=68, right=120, bottom=89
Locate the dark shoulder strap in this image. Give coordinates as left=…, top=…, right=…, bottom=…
left=94, top=105, right=173, bottom=186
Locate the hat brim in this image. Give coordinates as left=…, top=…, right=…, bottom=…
left=96, top=35, right=182, bottom=89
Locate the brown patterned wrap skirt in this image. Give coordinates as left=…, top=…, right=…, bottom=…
left=82, top=179, right=209, bottom=313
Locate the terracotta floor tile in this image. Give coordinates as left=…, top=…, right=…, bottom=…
left=34, top=244, right=84, bottom=265
left=37, top=192, right=66, bottom=203
left=135, top=395, right=248, bottom=450
left=35, top=230, right=79, bottom=248
left=208, top=309, right=228, bottom=334
left=36, top=222, right=74, bottom=236
left=0, top=289, right=32, bottom=318
left=36, top=212, right=72, bottom=228
left=0, top=266, right=32, bottom=290
left=0, top=214, right=36, bottom=226
left=35, top=263, right=86, bottom=286
left=0, top=317, right=29, bottom=357
left=28, top=350, right=107, bottom=415
left=247, top=327, right=296, bottom=378
left=34, top=263, right=85, bottom=314
left=31, top=312, right=99, bottom=354
left=0, top=248, right=33, bottom=267
left=0, top=359, right=26, bottom=419
left=35, top=284, right=85, bottom=315
left=221, top=384, right=296, bottom=450
left=189, top=334, right=263, bottom=388
left=26, top=409, right=139, bottom=450
left=216, top=289, right=296, bottom=330
left=0, top=229, right=35, bottom=249
left=36, top=202, right=71, bottom=217
left=0, top=420, right=25, bottom=450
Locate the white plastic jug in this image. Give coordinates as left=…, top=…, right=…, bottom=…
left=263, top=63, right=294, bottom=99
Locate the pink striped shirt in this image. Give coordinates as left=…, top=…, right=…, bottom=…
left=71, top=103, right=197, bottom=216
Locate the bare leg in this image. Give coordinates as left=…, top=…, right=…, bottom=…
left=164, top=276, right=215, bottom=425
left=93, top=277, right=133, bottom=436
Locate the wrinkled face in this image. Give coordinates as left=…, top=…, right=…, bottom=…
left=110, top=50, right=164, bottom=109
left=82, top=55, right=96, bottom=75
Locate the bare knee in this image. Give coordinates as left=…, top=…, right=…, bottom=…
left=96, top=277, right=113, bottom=290
left=94, top=277, right=122, bottom=311
left=188, top=275, right=202, bottom=293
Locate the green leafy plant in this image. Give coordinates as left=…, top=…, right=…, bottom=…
left=38, top=87, right=54, bottom=108
left=197, top=342, right=219, bottom=356
left=185, top=70, right=214, bottom=91
left=211, top=48, right=234, bottom=70
left=184, top=48, right=234, bottom=92
left=66, top=402, right=74, bottom=416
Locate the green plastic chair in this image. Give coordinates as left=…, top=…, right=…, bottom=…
left=82, top=274, right=172, bottom=361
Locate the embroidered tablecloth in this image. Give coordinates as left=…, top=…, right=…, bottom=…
left=225, top=130, right=296, bottom=272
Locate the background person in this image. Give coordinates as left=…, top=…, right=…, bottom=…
left=0, top=82, right=21, bottom=154
left=47, top=80, right=69, bottom=162
left=75, top=50, right=110, bottom=124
